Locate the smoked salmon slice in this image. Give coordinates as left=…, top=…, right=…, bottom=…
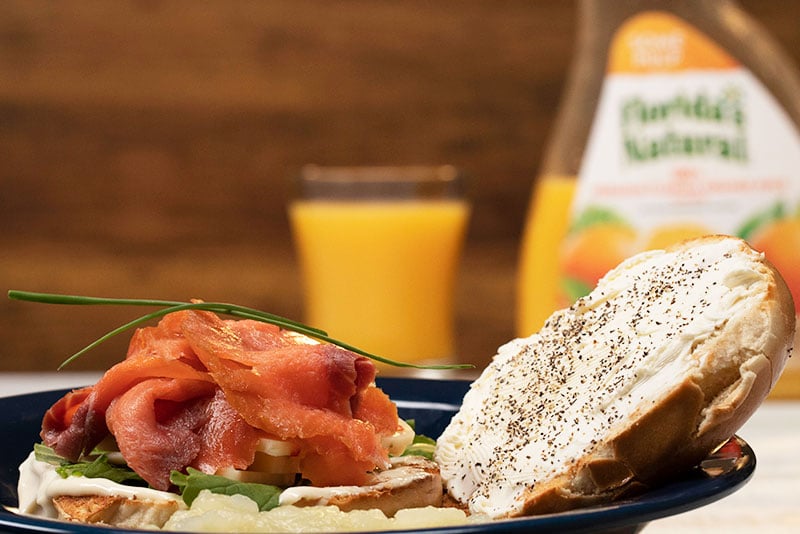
left=41, top=308, right=400, bottom=490
left=180, top=310, right=398, bottom=486
left=42, top=311, right=214, bottom=463
left=106, top=378, right=218, bottom=490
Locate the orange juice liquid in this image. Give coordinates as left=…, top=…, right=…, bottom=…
left=516, top=175, right=576, bottom=336
left=289, top=200, right=470, bottom=366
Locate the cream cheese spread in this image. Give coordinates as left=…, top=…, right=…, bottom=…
left=435, top=238, right=769, bottom=518
left=17, top=452, right=184, bottom=518
left=17, top=417, right=415, bottom=520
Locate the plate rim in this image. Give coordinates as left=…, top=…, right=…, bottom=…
left=0, top=381, right=756, bottom=534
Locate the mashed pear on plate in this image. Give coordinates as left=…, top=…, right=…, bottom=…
left=163, top=491, right=473, bottom=532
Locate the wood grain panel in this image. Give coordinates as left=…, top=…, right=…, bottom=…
left=1, top=0, right=798, bottom=371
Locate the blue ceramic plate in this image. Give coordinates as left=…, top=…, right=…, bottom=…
left=0, top=377, right=755, bottom=534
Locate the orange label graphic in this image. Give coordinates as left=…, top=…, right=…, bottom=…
left=609, top=12, right=739, bottom=73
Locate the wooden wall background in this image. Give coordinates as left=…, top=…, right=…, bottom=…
left=2, top=0, right=799, bottom=373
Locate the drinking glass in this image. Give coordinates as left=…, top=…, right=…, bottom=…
left=288, top=165, right=470, bottom=369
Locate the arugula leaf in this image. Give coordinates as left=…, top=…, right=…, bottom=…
left=33, top=443, right=67, bottom=466
left=401, top=434, right=436, bottom=460
left=36, top=443, right=282, bottom=509
left=170, top=468, right=282, bottom=511
left=34, top=443, right=144, bottom=485
left=400, top=420, right=437, bottom=460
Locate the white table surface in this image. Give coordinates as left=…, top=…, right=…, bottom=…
left=1, top=372, right=798, bottom=532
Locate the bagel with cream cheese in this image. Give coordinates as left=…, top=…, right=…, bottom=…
left=435, top=235, right=794, bottom=518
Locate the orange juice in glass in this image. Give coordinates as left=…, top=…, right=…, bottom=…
left=288, top=165, right=470, bottom=368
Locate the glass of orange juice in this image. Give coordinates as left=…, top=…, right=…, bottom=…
left=288, top=165, right=471, bottom=369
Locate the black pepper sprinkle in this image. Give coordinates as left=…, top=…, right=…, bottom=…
left=436, top=239, right=756, bottom=515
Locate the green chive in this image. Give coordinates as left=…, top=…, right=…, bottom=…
left=8, top=290, right=473, bottom=371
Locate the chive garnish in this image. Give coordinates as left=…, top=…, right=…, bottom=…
left=8, top=290, right=473, bottom=371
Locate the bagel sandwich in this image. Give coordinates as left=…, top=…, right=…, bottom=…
left=16, top=307, right=447, bottom=528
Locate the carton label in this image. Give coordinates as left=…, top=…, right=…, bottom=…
left=562, top=11, right=800, bottom=314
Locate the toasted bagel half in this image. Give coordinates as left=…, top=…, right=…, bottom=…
left=435, top=235, right=794, bottom=518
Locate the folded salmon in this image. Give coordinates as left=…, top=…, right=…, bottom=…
left=41, top=309, right=399, bottom=490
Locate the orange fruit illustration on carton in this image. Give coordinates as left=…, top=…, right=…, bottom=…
left=644, top=223, right=712, bottom=251
left=559, top=207, right=636, bottom=301
left=746, top=214, right=800, bottom=314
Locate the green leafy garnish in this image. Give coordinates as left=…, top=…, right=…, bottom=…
left=402, top=434, right=436, bottom=460
left=170, top=468, right=282, bottom=511
left=400, top=419, right=437, bottom=459
left=34, top=443, right=144, bottom=484
left=7, top=290, right=473, bottom=371
left=33, top=443, right=67, bottom=466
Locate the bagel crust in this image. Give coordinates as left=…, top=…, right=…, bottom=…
left=52, top=495, right=180, bottom=529
left=281, top=456, right=443, bottom=517
left=435, top=235, right=794, bottom=518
